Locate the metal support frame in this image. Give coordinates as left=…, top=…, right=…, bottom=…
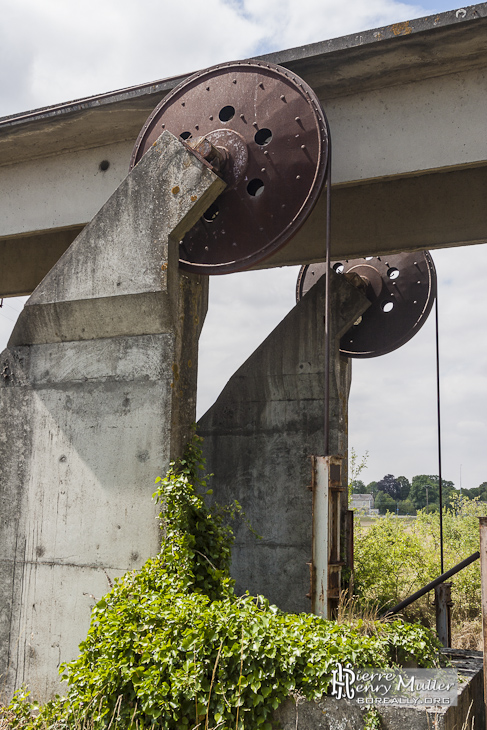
left=434, top=582, right=452, bottom=648
left=310, top=455, right=344, bottom=618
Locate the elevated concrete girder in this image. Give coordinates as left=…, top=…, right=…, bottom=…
left=0, top=5, right=486, bottom=294
left=259, top=165, right=487, bottom=267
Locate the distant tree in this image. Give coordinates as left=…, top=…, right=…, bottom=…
left=409, top=475, right=455, bottom=510
left=376, top=474, right=402, bottom=500
left=375, top=491, right=396, bottom=514
left=397, top=498, right=416, bottom=515
left=478, top=482, right=487, bottom=500
left=397, top=476, right=411, bottom=501
left=367, top=481, right=379, bottom=498
left=352, top=479, right=367, bottom=494
left=460, top=487, right=479, bottom=500
left=409, top=476, right=430, bottom=509
left=461, top=483, right=487, bottom=501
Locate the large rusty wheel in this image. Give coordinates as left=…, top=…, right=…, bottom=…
left=131, top=60, right=329, bottom=274
left=296, top=251, right=437, bottom=358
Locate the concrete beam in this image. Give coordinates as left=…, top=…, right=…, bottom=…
left=259, top=165, right=487, bottom=267
left=0, top=131, right=224, bottom=701
left=0, top=6, right=486, bottom=294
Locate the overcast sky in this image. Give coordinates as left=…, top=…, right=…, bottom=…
left=1, top=0, right=485, bottom=491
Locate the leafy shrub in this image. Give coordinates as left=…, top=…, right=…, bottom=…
left=4, top=437, right=440, bottom=730
left=415, top=495, right=484, bottom=625
left=354, top=495, right=486, bottom=642
left=397, top=499, right=416, bottom=516
left=354, top=514, right=430, bottom=609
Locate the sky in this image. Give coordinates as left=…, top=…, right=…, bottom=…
left=1, top=0, right=485, bottom=490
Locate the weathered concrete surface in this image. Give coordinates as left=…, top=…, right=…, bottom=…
left=273, top=650, right=484, bottom=729
left=275, top=696, right=364, bottom=729
left=198, top=271, right=369, bottom=613
left=0, top=131, right=225, bottom=701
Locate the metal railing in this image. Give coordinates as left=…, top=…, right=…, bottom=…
left=380, top=550, right=480, bottom=647
left=381, top=551, right=480, bottom=618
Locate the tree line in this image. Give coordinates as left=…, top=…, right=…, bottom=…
left=352, top=474, right=487, bottom=514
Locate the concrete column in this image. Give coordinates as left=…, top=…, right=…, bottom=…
left=0, top=131, right=225, bottom=701
left=198, top=271, right=369, bottom=614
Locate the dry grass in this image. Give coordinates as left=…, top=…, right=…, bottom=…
left=460, top=700, right=475, bottom=730
left=335, top=588, right=393, bottom=634
left=0, top=707, right=16, bottom=730
left=338, top=584, right=484, bottom=652
left=452, top=619, right=483, bottom=652
left=358, top=515, right=417, bottom=531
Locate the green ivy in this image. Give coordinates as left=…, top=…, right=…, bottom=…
left=364, top=707, right=382, bottom=730
left=5, top=435, right=440, bottom=730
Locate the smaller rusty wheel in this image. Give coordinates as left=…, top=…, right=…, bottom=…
left=296, top=251, right=437, bottom=358
left=131, top=60, right=329, bottom=275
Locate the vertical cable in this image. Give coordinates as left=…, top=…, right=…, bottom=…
left=436, top=294, right=444, bottom=574
left=324, top=142, right=332, bottom=456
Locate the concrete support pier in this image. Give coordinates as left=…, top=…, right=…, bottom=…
left=198, top=271, right=369, bottom=614
left=0, top=132, right=224, bottom=701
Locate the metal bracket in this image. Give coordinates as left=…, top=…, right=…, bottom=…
left=309, top=454, right=344, bottom=618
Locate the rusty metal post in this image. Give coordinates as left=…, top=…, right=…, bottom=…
left=434, top=582, right=452, bottom=648
left=345, top=509, right=354, bottom=574
left=310, top=456, right=329, bottom=617
left=479, top=517, right=487, bottom=730
left=328, top=458, right=344, bottom=617
left=310, top=455, right=344, bottom=618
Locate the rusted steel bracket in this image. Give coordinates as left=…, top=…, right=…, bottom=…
left=185, top=136, right=229, bottom=174
left=434, top=582, right=453, bottom=648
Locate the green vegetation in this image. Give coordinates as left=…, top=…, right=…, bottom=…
left=348, top=448, right=369, bottom=502
left=408, top=475, right=455, bottom=511
left=363, top=707, right=381, bottom=730
left=459, top=481, right=487, bottom=502
left=354, top=494, right=485, bottom=647
left=2, top=437, right=440, bottom=730
left=352, top=468, right=487, bottom=514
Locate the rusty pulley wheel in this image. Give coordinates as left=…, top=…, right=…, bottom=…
left=296, top=251, right=437, bottom=358
left=131, top=60, right=329, bottom=274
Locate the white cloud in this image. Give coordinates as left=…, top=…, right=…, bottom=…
left=239, top=0, right=424, bottom=50
left=0, top=298, right=27, bottom=347
left=348, top=243, right=487, bottom=489
left=0, top=0, right=436, bottom=117
left=197, top=266, right=300, bottom=416
left=0, top=0, right=264, bottom=116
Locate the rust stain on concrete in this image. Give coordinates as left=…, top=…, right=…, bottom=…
left=390, top=21, right=412, bottom=36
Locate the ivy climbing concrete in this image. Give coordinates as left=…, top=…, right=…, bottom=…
left=4, top=435, right=441, bottom=729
